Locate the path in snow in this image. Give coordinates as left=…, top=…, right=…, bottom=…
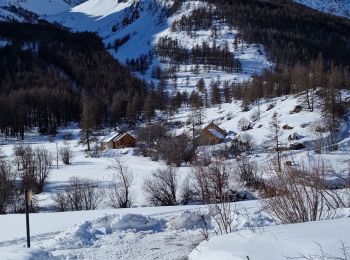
left=50, top=230, right=202, bottom=260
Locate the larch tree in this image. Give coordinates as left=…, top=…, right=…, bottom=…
left=80, top=96, right=102, bottom=151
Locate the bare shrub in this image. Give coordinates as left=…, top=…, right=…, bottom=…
left=231, top=133, right=256, bottom=156
left=210, top=202, right=235, bottom=235
left=52, top=177, right=103, bottom=211
left=157, top=134, right=192, bottom=166
left=62, top=131, right=73, bottom=141
left=192, top=158, right=233, bottom=204
left=286, top=241, right=350, bottom=260
left=51, top=191, right=68, bottom=212
left=138, top=123, right=168, bottom=158
left=8, top=188, right=38, bottom=214
left=237, top=156, right=259, bottom=187
left=0, top=158, right=14, bottom=214
left=108, top=159, right=134, bottom=208
left=13, top=145, right=36, bottom=190
left=89, top=143, right=101, bottom=158
left=180, top=176, right=195, bottom=205
left=198, top=214, right=211, bottom=241
left=238, top=117, right=253, bottom=131
left=310, top=121, right=327, bottom=154
left=250, top=110, right=260, bottom=122
left=59, top=145, right=74, bottom=165
left=261, top=160, right=347, bottom=224
left=144, top=166, right=178, bottom=206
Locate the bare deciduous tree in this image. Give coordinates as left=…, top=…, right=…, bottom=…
left=267, top=112, right=283, bottom=172
left=210, top=202, right=235, bottom=235
left=13, top=145, right=52, bottom=193
left=192, top=158, right=233, bottom=204
left=59, top=144, right=74, bottom=165
left=144, top=166, right=178, bottom=206
left=108, top=159, right=134, bottom=208
left=34, top=146, right=53, bottom=193
left=0, top=158, right=14, bottom=214
left=52, top=177, right=103, bottom=211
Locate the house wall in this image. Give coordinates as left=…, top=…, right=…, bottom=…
left=197, top=129, right=221, bottom=146
left=204, top=123, right=226, bottom=136
left=113, top=134, right=136, bottom=148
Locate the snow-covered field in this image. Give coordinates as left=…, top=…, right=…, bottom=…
left=294, top=0, right=350, bottom=19
left=0, top=94, right=350, bottom=259
left=0, top=200, right=349, bottom=259
left=0, top=0, right=350, bottom=259
left=190, top=215, right=350, bottom=260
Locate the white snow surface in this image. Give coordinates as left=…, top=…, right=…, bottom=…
left=0, top=247, right=56, bottom=260
left=190, top=216, right=350, bottom=260
left=0, top=94, right=349, bottom=258
left=294, top=0, right=350, bottom=19
left=0, top=0, right=71, bottom=15
left=47, top=0, right=272, bottom=90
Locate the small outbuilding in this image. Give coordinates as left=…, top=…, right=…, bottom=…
left=197, top=122, right=226, bottom=146
left=100, top=132, right=136, bottom=149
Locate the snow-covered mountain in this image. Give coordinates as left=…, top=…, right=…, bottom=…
left=0, top=0, right=272, bottom=90
left=62, top=0, right=87, bottom=6
left=0, top=1, right=350, bottom=259
left=294, top=0, right=350, bottom=19
left=0, top=0, right=88, bottom=21
left=48, top=0, right=271, bottom=91
left=0, top=0, right=70, bottom=15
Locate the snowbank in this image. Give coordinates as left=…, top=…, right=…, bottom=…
left=167, top=211, right=212, bottom=231
left=0, top=247, right=56, bottom=260
left=43, top=221, right=102, bottom=250
left=189, top=217, right=350, bottom=260
left=105, top=214, right=167, bottom=234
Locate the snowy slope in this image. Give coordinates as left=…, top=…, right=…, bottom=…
left=0, top=0, right=272, bottom=89
left=294, top=0, right=350, bottom=19
left=48, top=0, right=272, bottom=90
left=0, top=0, right=71, bottom=16
left=0, top=201, right=259, bottom=259
left=63, top=0, right=87, bottom=6
left=0, top=94, right=348, bottom=211
left=189, top=216, right=350, bottom=260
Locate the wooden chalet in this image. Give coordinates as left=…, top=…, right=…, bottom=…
left=197, top=122, right=226, bottom=146
left=100, top=132, right=136, bottom=149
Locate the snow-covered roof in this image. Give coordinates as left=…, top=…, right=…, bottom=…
left=115, top=132, right=135, bottom=141
left=100, top=132, right=136, bottom=143
left=99, top=132, right=119, bottom=143
left=208, top=128, right=225, bottom=139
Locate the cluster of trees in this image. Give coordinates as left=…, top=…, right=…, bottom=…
left=52, top=177, right=102, bottom=212
left=0, top=142, right=76, bottom=214
left=142, top=156, right=245, bottom=207
left=0, top=22, right=146, bottom=139
left=0, top=145, right=51, bottom=214
left=234, top=55, right=350, bottom=137
left=171, top=7, right=215, bottom=33
left=206, top=0, right=350, bottom=67
left=106, top=34, right=130, bottom=52
left=138, top=123, right=195, bottom=166
left=125, top=53, right=153, bottom=74
left=156, top=36, right=241, bottom=72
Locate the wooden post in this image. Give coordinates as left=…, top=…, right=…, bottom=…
left=25, top=190, right=32, bottom=248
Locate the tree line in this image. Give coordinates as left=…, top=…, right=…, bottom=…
left=205, top=0, right=350, bottom=67
left=156, top=36, right=241, bottom=72
left=0, top=22, right=146, bottom=139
